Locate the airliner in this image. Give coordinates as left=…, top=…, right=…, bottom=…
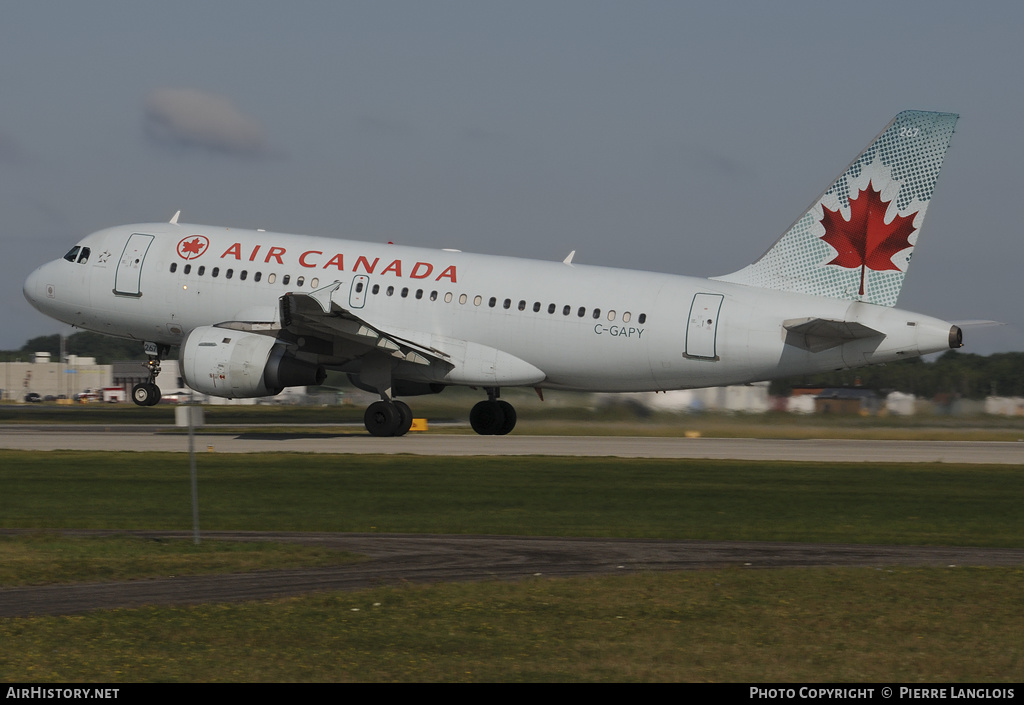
left=24, top=111, right=963, bottom=436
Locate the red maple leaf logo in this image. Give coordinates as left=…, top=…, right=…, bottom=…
left=820, top=181, right=918, bottom=296
left=176, top=235, right=209, bottom=260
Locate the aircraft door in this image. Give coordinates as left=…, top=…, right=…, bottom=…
left=349, top=275, right=369, bottom=309
left=114, top=233, right=154, bottom=297
left=685, top=293, right=723, bottom=360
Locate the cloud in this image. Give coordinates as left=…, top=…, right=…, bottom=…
left=143, top=88, right=271, bottom=157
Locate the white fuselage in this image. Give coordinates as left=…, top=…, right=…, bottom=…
left=24, top=222, right=957, bottom=394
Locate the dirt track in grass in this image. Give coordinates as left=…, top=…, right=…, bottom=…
left=3, top=530, right=1024, bottom=618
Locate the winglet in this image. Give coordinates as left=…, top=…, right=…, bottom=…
left=563, top=250, right=576, bottom=265
left=308, top=280, right=342, bottom=313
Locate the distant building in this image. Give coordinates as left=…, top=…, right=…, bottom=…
left=605, top=383, right=771, bottom=414
left=814, top=388, right=880, bottom=415
left=1, top=357, right=112, bottom=401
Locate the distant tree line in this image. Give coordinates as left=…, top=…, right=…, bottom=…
left=0, top=332, right=145, bottom=364
left=770, top=350, right=1024, bottom=400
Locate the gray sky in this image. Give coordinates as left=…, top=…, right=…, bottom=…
left=3, top=1, right=1021, bottom=354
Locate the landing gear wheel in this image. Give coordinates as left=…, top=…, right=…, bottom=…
left=393, top=400, right=413, bottom=437
left=131, top=383, right=161, bottom=407
left=496, top=400, right=517, bottom=435
left=470, top=400, right=507, bottom=435
left=364, top=401, right=400, bottom=437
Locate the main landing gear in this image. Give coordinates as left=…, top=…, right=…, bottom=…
left=469, top=388, right=517, bottom=436
left=132, top=342, right=169, bottom=407
left=363, top=399, right=414, bottom=437
left=359, top=388, right=518, bottom=437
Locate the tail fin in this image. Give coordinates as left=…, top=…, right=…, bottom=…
left=714, top=111, right=958, bottom=307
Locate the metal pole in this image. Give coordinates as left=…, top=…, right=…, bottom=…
left=188, top=401, right=200, bottom=545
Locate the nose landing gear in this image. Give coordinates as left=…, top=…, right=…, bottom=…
left=131, top=342, right=169, bottom=407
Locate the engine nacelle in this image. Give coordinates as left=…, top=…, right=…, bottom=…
left=180, top=326, right=325, bottom=399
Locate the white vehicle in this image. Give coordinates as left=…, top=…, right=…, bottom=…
left=24, top=111, right=963, bottom=436
left=101, top=387, right=127, bottom=403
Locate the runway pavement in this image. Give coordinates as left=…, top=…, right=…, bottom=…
left=1, top=425, right=1023, bottom=463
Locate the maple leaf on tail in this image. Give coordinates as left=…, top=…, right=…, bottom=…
left=819, top=181, right=918, bottom=296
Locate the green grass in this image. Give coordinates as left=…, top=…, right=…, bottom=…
left=2, top=568, right=1021, bottom=682
left=3, top=450, right=1022, bottom=682
left=2, top=451, right=1022, bottom=547
left=0, top=533, right=361, bottom=586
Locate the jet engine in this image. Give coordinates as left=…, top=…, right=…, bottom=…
left=180, top=326, right=326, bottom=398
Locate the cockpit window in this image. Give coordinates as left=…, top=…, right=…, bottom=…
left=77, top=247, right=90, bottom=264
left=63, top=246, right=80, bottom=263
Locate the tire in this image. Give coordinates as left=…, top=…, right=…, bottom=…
left=496, top=400, right=517, bottom=435
left=393, top=400, right=413, bottom=437
left=470, top=400, right=506, bottom=435
left=364, top=401, right=400, bottom=437
left=132, top=383, right=161, bottom=407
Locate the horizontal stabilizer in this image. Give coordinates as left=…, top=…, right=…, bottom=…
left=951, top=319, right=1004, bottom=329
left=783, top=317, right=883, bottom=353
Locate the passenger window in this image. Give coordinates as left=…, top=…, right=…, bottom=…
left=226, top=269, right=234, bottom=279
left=638, top=313, right=647, bottom=324
left=459, top=294, right=468, bottom=304
left=198, top=266, right=206, bottom=276
left=311, top=278, right=319, bottom=288
left=240, top=270, right=247, bottom=281
left=212, top=267, right=220, bottom=277
left=577, top=307, right=586, bottom=317
left=547, top=303, right=555, bottom=314
left=283, top=274, right=291, bottom=285
left=297, top=276, right=304, bottom=287
left=267, top=273, right=275, bottom=284
left=518, top=300, right=526, bottom=311
left=474, top=295, right=482, bottom=306
left=416, top=289, right=423, bottom=299
left=401, top=287, right=409, bottom=298
left=387, top=286, right=394, bottom=296
left=607, top=310, right=615, bottom=321
left=533, top=302, right=541, bottom=312
left=504, top=299, right=511, bottom=309
left=255, top=272, right=262, bottom=282
left=563, top=305, right=570, bottom=316
left=622, top=312, right=631, bottom=323
left=372, top=284, right=379, bottom=294
left=184, top=264, right=191, bottom=274
left=592, top=308, right=601, bottom=319
left=430, top=291, right=438, bottom=301
left=170, top=262, right=177, bottom=273
left=444, top=292, right=453, bottom=303
left=356, top=282, right=364, bottom=292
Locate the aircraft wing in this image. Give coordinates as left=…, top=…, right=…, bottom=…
left=278, top=281, right=546, bottom=386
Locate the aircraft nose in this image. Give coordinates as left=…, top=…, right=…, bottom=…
left=23, top=263, right=53, bottom=312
